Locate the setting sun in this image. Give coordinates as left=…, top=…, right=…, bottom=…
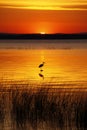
left=40, top=32, right=46, bottom=34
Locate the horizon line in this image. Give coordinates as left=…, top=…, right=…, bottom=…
left=0, top=32, right=87, bottom=35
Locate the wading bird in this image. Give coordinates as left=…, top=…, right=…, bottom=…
left=40, top=69, right=43, bottom=72
left=38, top=62, right=45, bottom=68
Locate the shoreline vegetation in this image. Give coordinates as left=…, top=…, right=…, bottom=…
left=0, top=81, right=87, bottom=129
left=0, top=33, right=87, bottom=39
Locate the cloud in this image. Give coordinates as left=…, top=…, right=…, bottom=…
left=0, top=3, right=87, bottom=10
left=61, top=5, right=87, bottom=10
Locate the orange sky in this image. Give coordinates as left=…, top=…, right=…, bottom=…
left=0, top=0, right=87, bottom=34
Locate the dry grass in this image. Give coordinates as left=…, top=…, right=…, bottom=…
left=0, top=81, right=87, bottom=130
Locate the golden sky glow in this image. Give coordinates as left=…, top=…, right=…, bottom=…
left=0, top=0, right=87, bottom=33
left=0, top=0, right=87, bottom=10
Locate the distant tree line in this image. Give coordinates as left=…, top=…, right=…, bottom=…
left=0, top=33, right=87, bottom=39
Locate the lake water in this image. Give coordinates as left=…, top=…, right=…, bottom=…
left=0, top=40, right=87, bottom=130
left=0, top=40, right=87, bottom=88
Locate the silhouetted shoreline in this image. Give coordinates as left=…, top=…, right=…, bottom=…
left=0, top=33, right=87, bottom=39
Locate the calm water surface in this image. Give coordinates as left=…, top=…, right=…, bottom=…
left=0, top=40, right=87, bottom=130
left=0, top=40, right=87, bottom=88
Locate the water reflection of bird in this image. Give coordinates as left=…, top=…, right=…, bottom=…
left=38, top=62, right=45, bottom=68
left=38, top=62, right=45, bottom=79
left=39, top=73, right=44, bottom=79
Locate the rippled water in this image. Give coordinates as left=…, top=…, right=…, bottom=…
left=0, top=42, right=87, bottom=88
left=0, top=40, right=87, bottom=130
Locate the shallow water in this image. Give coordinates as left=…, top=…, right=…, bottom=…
left=0, top=40, right=87, bottom=130
left=0, top=41, right=87, bottom=88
